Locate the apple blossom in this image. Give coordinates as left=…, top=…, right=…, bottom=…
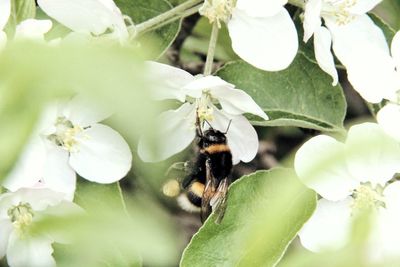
left=302, top=0, right=398, bottom=103
left=138, top=61, right=268, bottom=164
left=200, top=0, right=298, bottom=71
left=294, top=123, right=400, bottom=259
left=37, top=0, right=132, bottom=43
left=0, top=187, right=79, bottom=267
left=3, top=96, right=132, bottom=199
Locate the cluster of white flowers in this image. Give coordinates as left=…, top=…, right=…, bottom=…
left=0, top=97, right=132, bottom=266
left=1, top=0, right=400, bottom=265
left=294, top=122, right=400, bottom=261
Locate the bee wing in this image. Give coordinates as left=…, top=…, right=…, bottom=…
left=200, top=159, right=217, bottom=222
left=210, top=178, right=229, bottom=224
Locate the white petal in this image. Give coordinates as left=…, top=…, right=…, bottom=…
left=7, top=232, right=55, bottom=267
left=38, top=0, right=128, bottom=40
left=326, top=14, right=389, bottom=67
left=0, top=220, right=12, bottom=258
left=146, top=61, right=194, bottom=102
left=16, top=188, right=65, bottom=211
left=314, top=26, right=338, bottom=85
left=326, top=15, right=397, bottom=102
left=212, top=109, right=258, bottom=164
left=69, top=124, right=132, bottom=183
left=294, top=135, right=358, bottom=201
left=377, top=103, right=400, bottom=142
left=391, top=31, right=400, bottom=69
left=0, top=0, right=10, bottom=30
left=42, top=144, right=76, bottom=201
left=15, top=19, right=52, bottom=40
left=368, top=204, right=400, bottom=262
left=138, top=103, right=197, bottom=162
left=211, top=86, right=268, bottom=120
left=183, top=75, right=230, bottom=98
left=303, top=0, right=322, bottom=42
left=348, top=0, right=383, bottom=14
left=228, top=8, right=298, bottom=71
left=3, top=138, right=46, bottom=192
left=235, top=0, right=287, bottom=17
left=345, top=123, right=400, bottom=185
left=384, top=181, right=400, bottom=212
left=299, top=198, right=353, bottom=252
left=61, top=95, right=112, bottom=128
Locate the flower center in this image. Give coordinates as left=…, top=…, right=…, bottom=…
left=197, top=92, right=214, bottom=123
left=351, top=183, right=385, bottom=214
left=47, top=116, right=83, bottom=152
left=7, top=202, right=34, bottom=237
left=324, top=0, right=357, bottom=25
left=199, top=0, right=236, bottom=28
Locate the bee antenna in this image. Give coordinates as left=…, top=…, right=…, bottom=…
left=204, top=119, right=214, bottom=129
left=223, top=120, right=232, bottom=134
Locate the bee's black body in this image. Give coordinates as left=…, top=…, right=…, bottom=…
left=180, top=128, right=233, bottom=222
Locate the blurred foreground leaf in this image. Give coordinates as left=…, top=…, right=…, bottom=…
left=217, top=54, right=347, bottom=132
left=0, top=41, right=158, bottom=181
left=7, top=0, right=36, bottom=28
left=116, top=0, right=181, bottom=58
left=37, top=182, right=180, bottom=267
left=180, top=168, right=317, bottom=267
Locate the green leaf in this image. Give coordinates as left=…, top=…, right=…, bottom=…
left=217, top=54, right=347, bottom=131
left=372, top=0, right=400, bottom=30
left=180, top=168, right=317, bottom=267
left=115, top=0, right=180, bottom=58
left=9, top=0, right=36, bottom=26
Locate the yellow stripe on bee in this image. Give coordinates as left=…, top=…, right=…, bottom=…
left=201, top=144, right=230, bottom=154
left=190, top=182, right=205, bottom=197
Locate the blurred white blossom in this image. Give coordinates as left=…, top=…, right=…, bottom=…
left=38, top=0, right=132, bottom=43
left=138, top=61, right=268, bottom=164
left=302, top=0, right=399, bottom=103
left=200, top=0, right=298, bottom=71
left=294, top=122, right=400, bottom=261
left=3, top=96, right=132, bottom=199
left=0, top=187, right=79, bottom=267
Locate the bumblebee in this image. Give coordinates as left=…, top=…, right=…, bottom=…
left=173, top=115, right=233, bottom=223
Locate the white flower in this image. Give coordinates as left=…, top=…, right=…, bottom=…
left=0, top=0, right=52, bottom=49
left=3, top=96, right=132, bottom=199
left=37, top=0, right=131, bottom=43
left=0, top=187, right=79, bottom=267
left=200, top=0, right=298, bottom=71
left=294, top=122, right=400, bottom=259
left=302, top=0, right=398, bottom=103
left=377, top=103, right=400, bottom=142
left=138, top=61, right=268, bottom=164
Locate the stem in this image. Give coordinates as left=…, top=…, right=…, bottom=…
left=204, top=22, right=219, bottom=75
left=134, top=0, right=203, bottom=35
left=138, top=4, right=202, bottom=35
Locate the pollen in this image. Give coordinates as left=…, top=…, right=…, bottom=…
left=351, top=183, right=385, bottom=214
left=47, top=116, right=86, bottom=152
left=163, top=179, right=181, bottom=197
left=325, top=0, right=357, bottom=25
left=199, top=0, right=236, bottom=28
left=8, top=202, right=34, bottom=238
